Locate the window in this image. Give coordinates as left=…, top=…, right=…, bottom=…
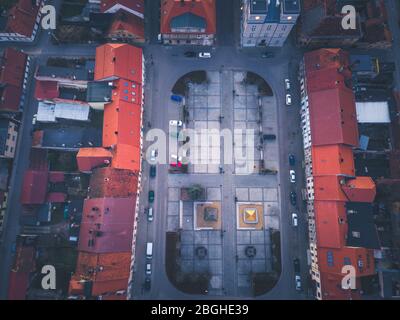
left=327, top=251, right=334, bottom=267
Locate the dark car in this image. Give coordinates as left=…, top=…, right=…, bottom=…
left=289, top=154, right=296, bottom=166
left=184, top=51, right=196, bottom=58
left=144, top=277, right=151, bottom=290
left=263, top=134, right=276, bottom=141
left=150, top=165, right=156, bottom=178
left=148, top=190, right=155, bottom=203
left=290, top=191, right=297, bottom=206
left=293, top=258, right=300, bottom=273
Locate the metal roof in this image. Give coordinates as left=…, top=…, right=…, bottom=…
left=356, top=102, right=390, bottom=124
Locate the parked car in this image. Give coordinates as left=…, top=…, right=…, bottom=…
left=286, top=94, right=292, bottom=106
left=171, top=95, right=183, bottom=103
left=295, top=275, right=302, bottom=291
left=147, top=207, right=154, bottom=222
left=184, top=51, right=196, bottom=58
left=293, top=258, right=300, bottom=273
left=148, top=190, right=155, bottom=203
left=290, top=170, right=296, bottom=183
left=169, top=120, right=183, bottom=127
left=263, top=134, right=276, bottom=141
left=289, top=154, right=296, bottom=166
left=146, top=263, right=152, bottom=275
left=198, top=52, right=211, bottom=58
left=157, top=34, right=162, bottom=43
left=290, top=191, right=297, bottom=206
left=285, top=79, right=291, bottom=91
left=150, top=165, right=156, bottom=178
left=292, top=213, right=298, bottom=227
left=32, top=114, right=37, bottom=125
left=144, top=277, right=151, bottom=290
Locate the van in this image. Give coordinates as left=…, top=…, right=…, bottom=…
left=146, top=242, right=153, bottom=259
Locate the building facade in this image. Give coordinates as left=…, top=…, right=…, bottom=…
left=241, top=0, right=300, bottom=47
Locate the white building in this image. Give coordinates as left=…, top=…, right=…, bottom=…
left=241, top=0, right=300, bottom=47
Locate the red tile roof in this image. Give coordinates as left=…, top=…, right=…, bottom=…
left=304, top=48, right=377, bottom=300
left=7, top=272, right=29, bottom=300
left=4, top=0, right=41, bottom=37
left=78, top=197, right=136, bottom=253
left=0, top=48, right=28, bottom=87
left=69, top=251, right=131, bottom=296
left=107, top=10, right=145, bottom=41
left=0, top=48, right=27, bottom=112
left=34, top=80, right=59, bottom=100
left=160, top=0, right=216, bottom=35
left=21, top=170, right=48, bottom=204
left=308, top=87, right=359, bottom=147
left=94, top=43, right=143, bottom=83
left=89, top=167, right=138, bottom=198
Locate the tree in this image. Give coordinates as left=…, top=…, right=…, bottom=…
left=187, top=184, right=205, bottom=201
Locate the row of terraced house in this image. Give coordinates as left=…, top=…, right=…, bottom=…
left=299, top=48, right=381, bottom=299
left=67, top=43, right=145, bottom=299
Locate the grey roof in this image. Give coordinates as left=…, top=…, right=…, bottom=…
left=250, top=0, right=268, bottom=14
left=37, top=125, right=102, bottom=149
left=37, top=66, right=89, bottom=81
left=86, top=81, right=113, bottom=103
left=0, top=119, right=9, bottom=155
left=283, top=0, right=300, bottom=14
left=346, top=202, right=380, bottom=249
left=171, top=12, right=206, bottom=29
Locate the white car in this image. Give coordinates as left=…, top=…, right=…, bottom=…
left=146, top=263, right=152, bottom=275
left=286, top=94, right=292, bottom=106
left=32, top=114, right=37, bottom=125
left=285, top=79, right=291, bottom=90
left=292, top=213, right=298, bottom=227
left=290, top=170, right=296, bottom=183
left=150, top=149, right=158, bottom=162
left=171, top=154, right=183, bottom=162
left=198, top=52, right=211, bottom=59
left=295, top=275, right=302, bottom=291
left=169, top=120, right=183, bottom=127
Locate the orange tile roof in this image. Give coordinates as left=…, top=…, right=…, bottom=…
left=160, top=0, right=216, bottom=35
left=94, top=43, right=143, bottom=83
left=312, top=145, right=355, bottom=176
left=342, top=177, right=376, bottom=202
left=313, top=175, right=348, bottom=201
left=77, top=148, right=112, bottom=172
left=314, top=201, right=347, bottom=249
left=111, top=143, right=141, bottom=171
left=103, top=100, right=142, bottom=148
